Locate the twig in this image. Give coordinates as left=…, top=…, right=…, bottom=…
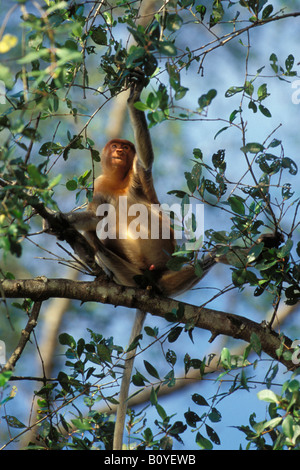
left=1, top=301, right=42, bottom=372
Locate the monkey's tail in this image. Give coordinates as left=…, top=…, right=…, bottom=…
left=113, top=309, right=146, bottom=450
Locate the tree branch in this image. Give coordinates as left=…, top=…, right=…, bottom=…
left=0, top=277, right=295, bottom=370
left=2, top=301, right=42, bottom=372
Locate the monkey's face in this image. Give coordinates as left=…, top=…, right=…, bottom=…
left=103, top=140, right=135, bottom=177
left=110, top=142, right=134, bottom=167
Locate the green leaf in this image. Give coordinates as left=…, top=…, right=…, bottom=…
left=156, top=403, right=167, bottom=420
left=144, top=326, right=157, bottom=337
left=71, top=418, right=93, bottom=431
left=59, top=333, right=76, bottom=348
left=212, top=149, right=226, bottom=170
left=57, top=371, right=72, bottom=392
left=0, top=371, right=12, bottom=387
left=247, top=242, right=264, bottom=263
left=198, top=89, right=217, bottom=111
left=259, top=104, right=272, bottom=117
left=27, top=164, right=45, bottom=187
left=157, top=41, right=177, bottom=56
left=132, top=371, right=147, bottom=386
left=241, top=142, right=264, bottom=154
left=196, top=432, right=213, bottom=450
left=166, top=256, right=187, bottom=271
left=269, top=138, right=281, bottom=148
left=282, top=157, right=297, bottom=175
left=169, top=420, right=187, bottom=435
left=194, top=262, right=204, bottom=278
left=210, top=0, right=224, bottom=27
left=134, top=101, right=150, bottom=112
left=250, top=332, right=262, bottom=357
left=0, top=64, right=14, bottom=89
left=168, top=326, right=183, bottom=343
left=228, top=195, right=245, bottom=215
left=97, top=344, right=112, bottom=363
left=282, top=414, right=294, bottom=439
left=196, top=5, right=206, bottom=21
left=225, top=86, right=244, bottom=97
left=206, top=424, right=221, bottom=445
left=263, top=417, right=282, bottom=430
left=144, top=360, right=160, bottom=380
left=126, top=46, right=146, bottom=67
left=229, top=109, right=239, bottom=122
left=248, top=100, right=257, bottom=113
left=287, top=379, right=300, bottom=393
left=278, top=239, right=293, bottom=258
left=262, top=5, right=273, bottom=19
left=257, top=389, right=280, bottom=403
left=208, top=407, right=222, bottom=423
left=192, top=393, right=209, bottom=406
left=66, top=179, right=78, bottom=191
left=232, top=268, right=248, bottom=286
left=150, top=386, right=158, bottom=405
left=270, top=52, right=278, bottom=62
left=175, top=86, right=188, bottom=101
left=184, top=410, right=201, bottom=428
left=127, top=333, right=143, bottom=353
left=220, top=347, right=231, bottom=369
left=257, top=83, right=269, bottom=101
left=4, top=415, right=26, bottom=429
left=166, top=13, right=183, bottom=31
left=285, top=54, right=295, bottom=72
left=244, top=81, right=254, bottom=96
left=166, top=349, right=177, bottom=366
left=48, top=174, right=62, bottom=189
left=214, top=126, right=229, bottom=140
left=18, top=48, right=49, bottom=64
left=90, top=26, right=107, bottom=45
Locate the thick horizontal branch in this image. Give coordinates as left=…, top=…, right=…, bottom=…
left=0, top=277, right=295, bottom=370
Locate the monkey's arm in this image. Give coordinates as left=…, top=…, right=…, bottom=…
left=127, top=75, right=154, bottom=171
left=64, top=210, right=99, bottom=231
left=43, top=209, right=100, bottom=234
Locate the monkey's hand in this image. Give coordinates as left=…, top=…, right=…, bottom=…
left=257, top=231, right=284, bottom=249
left=127, top=67, right=149, bottom=103
left=41, top=207, right=103, bottom=275
left=42, top=208, right=73, bottom=240
left=214, top=231, right=285, bottom=267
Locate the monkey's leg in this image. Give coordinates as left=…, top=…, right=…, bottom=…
left=113, top=309, right=146, bottom=450
left=159, top=253, right=217, bottom=296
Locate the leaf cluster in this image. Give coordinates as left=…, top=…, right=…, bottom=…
left=239, top=376, right=300, bottom=450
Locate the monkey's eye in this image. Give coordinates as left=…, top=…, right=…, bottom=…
left=111, top=144, right=117, bottom=149
left=123, top=145, right=129, bottom=151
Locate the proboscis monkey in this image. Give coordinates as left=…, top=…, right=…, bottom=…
left=62, top=76, right=216, bottom=449
left=43, top=72, right=283, bottom=450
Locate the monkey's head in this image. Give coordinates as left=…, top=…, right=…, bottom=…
left=102, top=139, right=136, bottom=178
